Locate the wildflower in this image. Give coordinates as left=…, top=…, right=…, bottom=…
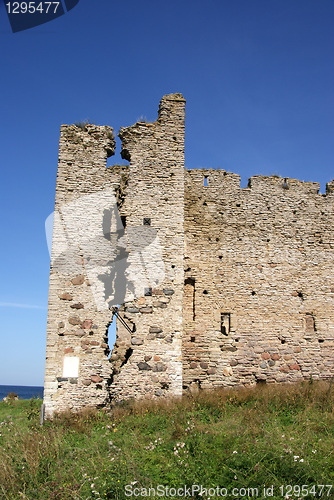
left=293, top=456, right=299, bottom=461
left=233, top=450, right=238, bottom=454
left=299, top=459, right=304, bottom=462
left=312, top=450, right=317, bottom=453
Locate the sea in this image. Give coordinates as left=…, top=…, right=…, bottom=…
left=0, top=385, right=44, bottom=401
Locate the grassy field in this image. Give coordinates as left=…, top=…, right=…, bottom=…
left=0, top=380, right=333, bottom=500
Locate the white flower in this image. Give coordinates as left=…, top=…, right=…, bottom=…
left=293, top=456, right=299, bottom=461
left=312, top=450, right=317, bottom=453
left=299, top=459, right=304, bottom=462
left=233, top=450, right=238, bottom=454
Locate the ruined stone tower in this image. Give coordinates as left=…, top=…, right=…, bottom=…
left=44, top=94, right=334, bottom=418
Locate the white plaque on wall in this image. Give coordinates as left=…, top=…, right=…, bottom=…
left=63, top=356, right=79, bottom=377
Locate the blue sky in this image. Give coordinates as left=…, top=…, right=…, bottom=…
left=0, top=0, right=333, bottom=386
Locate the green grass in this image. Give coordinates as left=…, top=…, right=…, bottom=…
left=0, top=380, right=333, bottom=499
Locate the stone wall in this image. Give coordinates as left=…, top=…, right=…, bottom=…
left=44, top=94, right=185, bottom=418
left=44, top=94, right=334, bottom=418
left=183, top=169, right=334, bottom=391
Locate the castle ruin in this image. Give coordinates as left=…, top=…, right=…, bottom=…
left=43, top=93, right=334, bottom=418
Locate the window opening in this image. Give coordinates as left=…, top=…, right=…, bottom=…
left=143, top=218, right=151, bottom=226
left=203, top=176, right=208, bottom=187
left=221, top=313, right=230, bottom=336
left=305, top=313, right=316, bottom=332
left=185, top=277, right=195, bottom=321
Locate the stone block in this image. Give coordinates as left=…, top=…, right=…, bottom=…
left=59, top=293, right=73, bottom=300
left=71, top=275, right=85, bottom=285
left=69, top=315, right=81, bottom=326
left=138, top=362, right=152, bottom=371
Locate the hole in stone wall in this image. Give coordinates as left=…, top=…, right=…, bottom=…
left=143, top=218, right=151, bottom=226
left=120, top=347, right=134, bottom=368
left=190, top=336, right=195, bottom=342
left=203, top=176, right=208, bottom=187
left=107, top=321, right=117, bottom=359
left=251, top=291, right=256, bottom=296
left=219, top=255, right=223, bottom=260
left=120, top=215, right=127, bottom=228
left=221, top=313, right=230, bottom=336
left=106, top=306, right=121, bottom=359
left=298, top=292, right=304, bottom=300
left=106, top=136, right=130, bottom=168
left=203, top=290, right=208, bottom=294
left=144, top=287, right=152, bottom=296
left=185, top=277, right=196, bottom=321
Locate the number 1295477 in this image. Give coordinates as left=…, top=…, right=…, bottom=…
left=5, top=2, right=60, bottom=14
left=280, top=484, right=332, bottom=497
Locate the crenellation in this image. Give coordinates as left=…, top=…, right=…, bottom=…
left=43, top=94, right=334, bottom=418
